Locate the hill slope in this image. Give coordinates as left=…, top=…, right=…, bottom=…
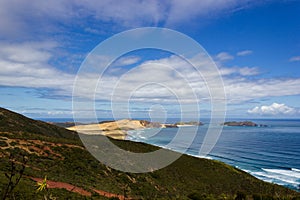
left=0, top=107, right=78, bottom=140
left=0, top=108, right=299, bottom=199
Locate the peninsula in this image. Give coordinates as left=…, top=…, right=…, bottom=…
left=67, top=119, right=203, bottom=139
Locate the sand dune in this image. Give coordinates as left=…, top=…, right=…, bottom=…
left=67, top=119, right=147, bottom=140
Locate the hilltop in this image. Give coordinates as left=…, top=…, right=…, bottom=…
left=0, top=107, right=78, bottom=140
left=0, top=108, right=299, bottom=199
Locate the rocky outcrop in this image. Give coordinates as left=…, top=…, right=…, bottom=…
left=139, top=120, right=163, bottom=128
left=223, top=121, right=257, bottom=126
left=222, top=121, right=267, bottom=127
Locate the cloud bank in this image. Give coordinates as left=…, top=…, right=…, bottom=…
left=248, top=103, right=299, bottom=116
left=1, top=44, right=300, bottom=105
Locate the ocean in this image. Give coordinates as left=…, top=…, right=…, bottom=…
left=126, top=119, right=300, bottom=191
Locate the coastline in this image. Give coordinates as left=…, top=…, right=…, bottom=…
left=127, top=130, right=300, bottom=191
left=124, top=122, right=300, bottom=192
left=65, top=118, right=300, bottom=191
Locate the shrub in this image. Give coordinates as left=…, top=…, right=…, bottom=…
left=188, top=192, right=204, bottom=200
left=235, top=191, right=246, bottom=200
left=0, top=140, right=8, bottom=147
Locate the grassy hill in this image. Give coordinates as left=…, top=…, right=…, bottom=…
left=0, top=108, right=78, bottom=140
left=0, top=107, right=299, bottom=199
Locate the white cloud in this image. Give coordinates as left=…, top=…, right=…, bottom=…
left=237, top=50, right=253, bottom=56
left=0, top=0, right=260, bottom=39
left=1, top=45, right=300, bottom=107
left=0, top=41, right=56, bottom=64
left=248, top=103, right=298, bottom=115
left=112, top=56, right=141, bottom=67
left=164, top=0, right=256, bottom=26
left=224, top=78, right=300, bottom=103
left=74, top=54, right=300, bottom=105
left=93, top=55, right=211, bottom=103
left=289, top=56, right=300, bottom=62
left=0, top=41, right=74, bottom=93
left=238, top=67, right=259, bottom=76
left=219, top=66, right=259, bottom=76
left=215, top=52, right=234, bottom=61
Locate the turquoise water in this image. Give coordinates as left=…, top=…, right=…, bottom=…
left=126, top=119, right=300, bottom=191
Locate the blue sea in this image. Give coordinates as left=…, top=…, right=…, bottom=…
left=125, top=119, right=300, bottom=191
left=43, top=118, right=300, bottom=191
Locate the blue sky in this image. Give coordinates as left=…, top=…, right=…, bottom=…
left=0, top=0, right=300, bottom=120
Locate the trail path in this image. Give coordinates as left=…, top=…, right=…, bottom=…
left=30, top=177, right=130, bottom=199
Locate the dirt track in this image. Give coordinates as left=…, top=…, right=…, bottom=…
left=30, top=177, right=129, bottom=199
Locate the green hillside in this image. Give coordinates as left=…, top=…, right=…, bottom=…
left=0, top=107, right=78, bottom=140
left=0, top=107, right=299, bottom=199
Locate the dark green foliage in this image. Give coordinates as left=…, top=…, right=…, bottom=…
left=235, top=191, right=246, bottom=200
left=1, top=153, right=27, bottom=200
left=188, top=192, right=203, bottom=200
left=1, top=134, right=298, bottom=199
left=0, top=107, right=78, bottom=140
left=0, top=140, right=7, bottom=147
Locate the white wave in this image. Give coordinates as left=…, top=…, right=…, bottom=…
left=251, top=171, right=282, bottom=183
left=292, top=168, right=300, bottom=172
left=262, top=168, right=300, bottom=179
left=241, top=169, right=252, bottom=174
left=187, top=153, right=212, bottom=160
left=202, top=156, right=213, bottom=160
left=251, top=171, right=299, bottom=186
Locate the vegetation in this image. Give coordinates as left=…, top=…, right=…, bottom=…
left=0, top=107, right=299, bottom=199
left=1, top=153, right=27, bottom=200
left=0, top=107, right=78, bottom=140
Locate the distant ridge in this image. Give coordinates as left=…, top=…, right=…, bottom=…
left=0, top=107, right=78, bottom=140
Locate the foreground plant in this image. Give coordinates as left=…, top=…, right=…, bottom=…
left=36, top=176, right=56, bottom=200
left=1, top=153, right=27, bottom=200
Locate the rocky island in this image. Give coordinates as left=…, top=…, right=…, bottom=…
left=222, top=121, right=267, bottom=127
left=175, top=121, right=204, bottom=126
